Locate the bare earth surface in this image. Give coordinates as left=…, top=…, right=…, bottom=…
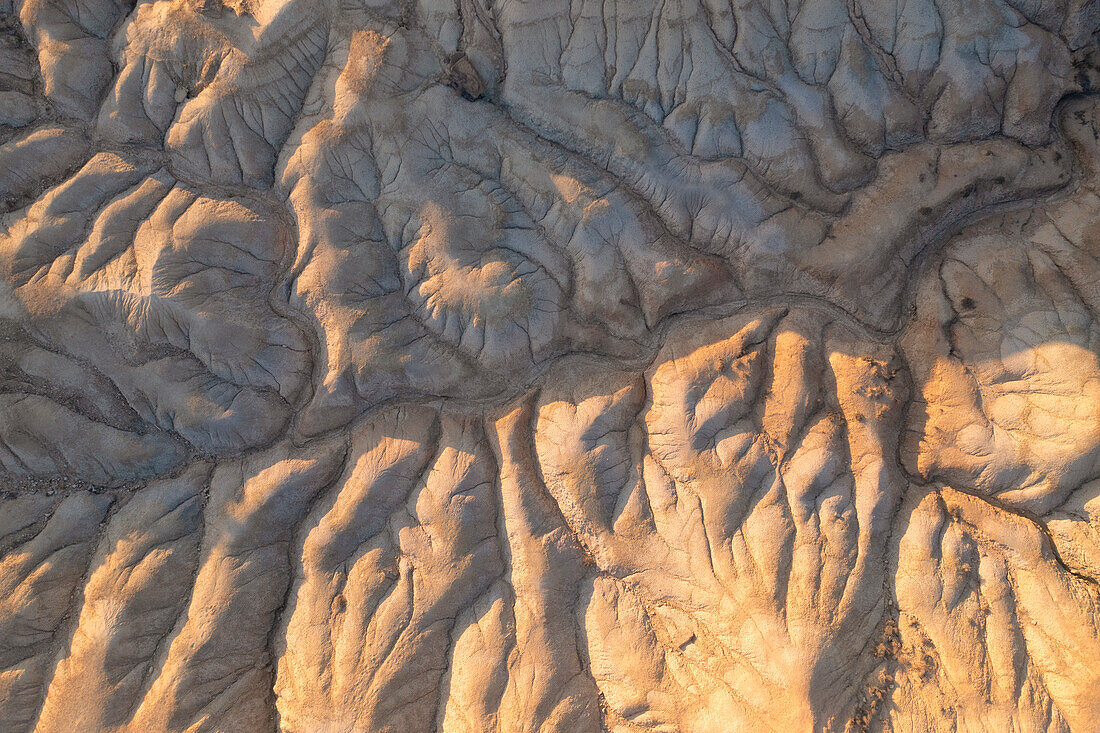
left=1, top=0, right=1100, bottom=730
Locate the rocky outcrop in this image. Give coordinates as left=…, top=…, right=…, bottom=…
left=1, top=0, right=1099, bottom=730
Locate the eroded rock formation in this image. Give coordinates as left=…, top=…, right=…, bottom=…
left=1, top=0, right=1099, bottom=730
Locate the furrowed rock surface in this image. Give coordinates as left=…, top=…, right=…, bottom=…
left=1, top=0, right=1099, bottom=730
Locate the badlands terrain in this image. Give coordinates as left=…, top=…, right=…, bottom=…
left=1, top=0, right=1100, bottom=730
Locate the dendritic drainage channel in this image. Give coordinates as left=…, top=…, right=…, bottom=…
left=1, top=0, right=1100, bottom=731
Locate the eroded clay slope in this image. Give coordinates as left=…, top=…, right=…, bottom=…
left=1, top=0, right=1099, bottom=730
